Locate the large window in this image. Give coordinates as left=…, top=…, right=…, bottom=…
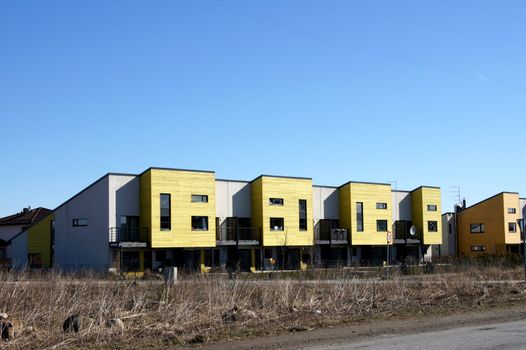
left=269, top=198, right=284, bottom=206
left=428, top=221, right=438, bottom=232
left=191, top=194, right=208, bottom=203
left=470, top=223, right=485, bottom=233
left=72, top=218, right=88, bottom=227
left=376, top=220, right=388, bottom=232
left=160, top=194, right=171, bottom=230
left=356, top=202, right=364, bottom=232
left=427, top=205, right=437, bottom=211
left=192, top=216, right=209, bottom=231
left=376, top=202, right=387, bottom=209
left=270, top=217, right=284, bottom=231
left=509, top=222, right=517, bottom=233
left=299, top=199, right=307, bottom=231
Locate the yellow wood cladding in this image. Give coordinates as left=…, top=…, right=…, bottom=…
left=251, top=176, right=313, bottom=246
left=140, top=169, right=216, bottom=248
left=411, top=187, right=442, bottom=245
left=458, top=192, right=520, bottom=256
left=339, top=182, right=392, bottom=245
left=28, top=213, right=54, bottom=268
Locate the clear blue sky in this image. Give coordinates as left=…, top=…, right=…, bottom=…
left=1, top=1, right=525, bottom=216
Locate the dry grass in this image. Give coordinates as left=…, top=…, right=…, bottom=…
left=0, top=265, right=525, bottom=349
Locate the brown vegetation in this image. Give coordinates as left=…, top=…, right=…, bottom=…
left=0, top=264, right=524, bottom=349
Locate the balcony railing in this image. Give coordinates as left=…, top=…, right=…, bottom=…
left=109, top=227, right=149, bottom=247
left=315, top=219, right=348, bottom=244
left=216, top=219, right=261, bottom=245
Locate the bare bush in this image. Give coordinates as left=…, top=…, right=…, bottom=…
left=0, top=265, right=524, bottom=349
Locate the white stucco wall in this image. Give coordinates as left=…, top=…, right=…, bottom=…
left=7, top=230, right=28, bottom=269
left=54, top=175, right=110, bottom=271
left=215, top=180, right=251, bottom=222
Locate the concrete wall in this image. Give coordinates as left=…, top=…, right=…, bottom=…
left=54, top=175, right=110, bottom=270
left=312, top=186, right=339, bottom=223
left=215, top=180, right=251, bottom=224
left=391, top=191, right=412, bottom=222
left=110, top=175, right=140, bottom=228
left=436, top=213, right=456, bottom=257
left=7, top=231, right=27, bottom=269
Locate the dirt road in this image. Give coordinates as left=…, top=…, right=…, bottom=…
left=198, top=302, right=526, bottom=350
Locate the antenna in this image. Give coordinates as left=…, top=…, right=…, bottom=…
left=449, top=186, right=461, bottom=206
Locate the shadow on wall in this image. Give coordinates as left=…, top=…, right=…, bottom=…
left=397, top=194, right=412, bottom=221
left=115, top=178, right=140, bottom=218
left=323, top=190, right=339, bottom=219
left=232, top=184, right=251, bottom=218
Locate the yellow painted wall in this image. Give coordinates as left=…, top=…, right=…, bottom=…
left=411, top=187, right=442, bottom=245
left=251, top=176, right=313, bottom=246
left=339, top=182, right=392, bottom=245
left=140, top=168, right=216, bottom=248
left=458, top=192, right=520, bottom=256
left=27, top=213, right=54, bottom=268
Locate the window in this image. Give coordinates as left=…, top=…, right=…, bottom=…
left=376, top=202, right=387, bottom=209
left=160, top=194, right=171, bottom=230
left=72, top=218, right=88, bottom=227
left=299, top=199, right=307, bottom=231
left=122, top=251, right=140, bottom=272
left=269, top=198, right=284, bottom=206
left=191, top=194, right=208, bottom=203
left=509, top=222, right=517, bottom=233
left=427, top=205, right=437, bottom=211
left=356, top=202, right=364, bottom=232
left=270, top=217, right=284, bottom=231
left=428, top=221, right=438, bottom=232
left=376, top=220, right=388, bottom=232
left=192, top=216, right=209, bottom=230
left=471, top=245, right=486, bottom=252
left=448, top=223, right=453, bottom=234
left=508, top=208, right=517, bottom=214
left=470, top=223, right=485, bottom=233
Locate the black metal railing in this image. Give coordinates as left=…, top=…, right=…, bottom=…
left=216, top=218, right=261, bottom=243
left=109, top=227, right=149, bottom=243
left=315, top=220, right=348, bottom=243
left=393, top=220, right=421, bottom=241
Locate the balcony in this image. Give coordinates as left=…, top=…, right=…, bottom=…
left=216, top=218, right=261, bottom=246
left=315, top=220, right=348, bottom=245
left=109, top=227, right=149, bottom=248
left=393, top=220, right=421, bottom=244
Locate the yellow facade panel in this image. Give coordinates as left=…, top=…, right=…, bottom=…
left=411, top=187, right=443, bottom=245
left=340, top=182, right=392, bottom=245
left=140, top=168, right=216, bottom=248
left=27, top=213, right=54, bottom=268
left=252, top=176, right=313, bottom=247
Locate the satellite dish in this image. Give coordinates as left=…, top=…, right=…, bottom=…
left=409, top=225, right=417, bottom=236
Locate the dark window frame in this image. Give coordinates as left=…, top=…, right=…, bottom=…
left=376, top=202, right=388, bottom=209
left=376, top=220, right=388, bottom=232
left=509, top=222, right=517, bottom=233
left=160, top=193, right=171, bottom=231
left=427, top=204, right=437, bottom=211
left=191, top=216, right=209, bottom=231
left=470, top=223, right=485, bottom=233
left=356, top=202, right=364, bottom=232
left=508, top=208, right=517, bottom=214
left=270, top=217, right=284, bottom=231
left=269, top=198, right=284, bottom=206
left=471, top=245, right=486, bottom=252
left=428, top=221, right=438, bottom=232
left=191, top=194, right=209, bottom=203
left=72, top=218, right=88, bottom=227
left=299, top=199, right=307, bottom=231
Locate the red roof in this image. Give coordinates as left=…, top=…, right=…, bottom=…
left=0, top=207, right=52, bottom=227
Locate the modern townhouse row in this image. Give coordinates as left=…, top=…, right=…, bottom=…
left=6, top=167, right=443, bottom=273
